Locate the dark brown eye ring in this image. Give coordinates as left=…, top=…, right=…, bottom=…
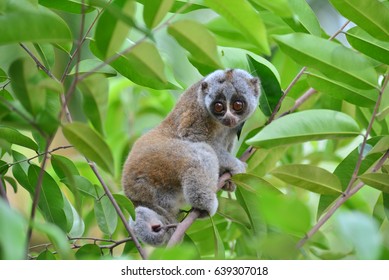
left=232, top=100, right=244, bottom=112
left=214, top=102, right=224, bottom=113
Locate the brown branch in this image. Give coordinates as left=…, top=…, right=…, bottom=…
left=26, top=136, right=55, bottom=256
left=297, top=149, right=389, bottom=248
left=297, top=71, right=389, bottom=248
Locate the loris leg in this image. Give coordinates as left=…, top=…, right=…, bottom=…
left=182, top=143, right=219, bottom=218
left=214, top=148, right=247, bottom=192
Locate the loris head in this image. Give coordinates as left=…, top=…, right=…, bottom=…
left=200, top=69, right=260, bottom=128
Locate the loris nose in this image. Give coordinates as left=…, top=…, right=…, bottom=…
left=223, top=112, right=238, bottom=127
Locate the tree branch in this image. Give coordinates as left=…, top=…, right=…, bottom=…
left=297, top=71, right=389, bottom=248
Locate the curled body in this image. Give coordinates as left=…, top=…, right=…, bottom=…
left=122, top=69, right=260, bottom=246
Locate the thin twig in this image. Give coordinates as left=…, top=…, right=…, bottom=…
left=19, top=43, right=60, bottom=83
left=298, top=72, right=389, bottom=248
left=26, top=136, right=55, bottom=256
left=297, top=149, right=389, bottom=248
left=0, top=145, right=73, bottom=171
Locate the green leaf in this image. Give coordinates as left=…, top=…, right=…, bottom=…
left=246, top=109, right=361, bottom=149
left=204, top=0, right=270, bottom=55
left=271, top=164, right=342, bottom=195
left=335, top=212, right=381, bottom=259
left=329, top=0, right=389, bottom=41
left=217, top=197, right=251, bottom=228
left=259, top=191, right=311, bottom=236
left=232, top=173, right=281, bottom=194
left=360, top=173, right=389, bottom=194
left=39, top=0, right=95, bottom=14
left=78, top=74, right=109, bottom=135
left=0, top=0, right=72, bottom=48
left=0, top=126, right=38, bottom=151
left=210, top=215, right=225, bottom=259
left=0, top=67, right=7, bottom=83
left=143, top=0, right=174, bottom=29
left=307, top=71, right=378, bottom=107
left=28, top=165, right=68, bottom=231
left=62, top=122, right=115, bottom=175
left=273, top=33, right=378, bottom=89
left=250, top=0, right=293, bottom=18
left=51, top=154, right=80, bottom=180
left=69, top=59, right=117, bottom=77
left=346, top=27, right=389, bottom=65
left=0, top=200, right=27, bottom=259
left=247, top=54, right=283, bottom=116
left=113, top=193, right=135, bottom=220
left=75, top=244, right=101, bottom=260
left=168, top=20, right=222, bottom=70
left=94, top=196, right=118, bottom=235
left=285, top=0, right=322, bottom=36
left=61, top=175, right=101, bottom=199
left=90, top=40, right=176, bottom=89
left=37, top=250, right=56, bottom=260
left=32, top=221, right=73, bottom=259
left=94, top=0, right=136, bottom=58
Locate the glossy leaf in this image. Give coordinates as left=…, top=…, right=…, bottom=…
left=0, top=0, right=72, bottom=48
left=61, top=175, right=101, bottom=199
left=247, top=54, right=283, bottom=116
left=39, top=0, right=95, bottom=14
left=246, top=109, right=360, bottom=149
left=28, top=165, right=68, bottom=231
left=94, top=196, right=118, bottom=235
left=329, top=0, right=389, bottom=41
left=346, top=27, right=389, bottom=65
left=78, top=74, right=109, bottom=135
left=94, top=0, right=136, bottom=58
left=360, top=173, right=389, bottom=194
left=62, top=122, right=115, bottom=175
left=250, top=0, right=293, bottom=18
left=37, top=250, right=56, bottom=260
left=307, top=71, right=378, bottom=107
left=232, top=173, right=280, bottom=194
left=271, top=164, right=342, bottom=195
left=0, top=126, right=38, bottom=151
left=51, top=155, right=80, bottom=180
left=286, top=0, right=322, bottom=36
left=90, top=40, right=176, bottom=89
left=273, top=33, right=378, bottom=89
left=0, top=200, right=27, bottom=260
left=204, top=0, right=270, bottom=55
left=168, top=20, right=222, bottom=69
left=143, top=0, right=174, bottom=29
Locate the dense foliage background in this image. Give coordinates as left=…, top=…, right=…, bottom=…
left=0, top=0, right=389, bottom=260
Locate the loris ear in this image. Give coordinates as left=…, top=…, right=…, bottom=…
left=250, top=77, right=260, bottom=97
left=201, top=82, right=208, bottom=94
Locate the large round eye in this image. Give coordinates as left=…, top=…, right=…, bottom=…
left=214, top=102, right=224, bottom=113
left=232, top=100, right=244, bottom=112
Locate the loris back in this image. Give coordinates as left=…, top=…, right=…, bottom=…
left=122, top=69, right=260, bottom=246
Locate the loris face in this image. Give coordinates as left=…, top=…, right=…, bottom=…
left=201, top=69, right=260, bottom=128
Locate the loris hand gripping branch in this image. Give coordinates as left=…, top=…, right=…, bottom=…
left=122, top=69, right=260, bottom=246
